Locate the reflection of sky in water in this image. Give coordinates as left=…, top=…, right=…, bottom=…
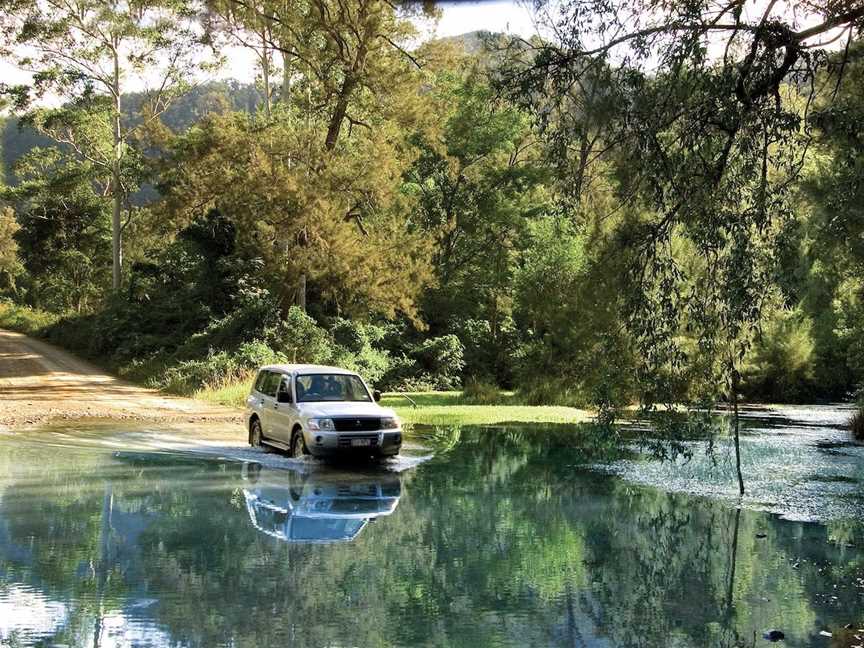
left=0, top=584, right=66, bottom=641
left=0, top=584, right=176, bottom=647
left=601, top=405, right=864, bottom=522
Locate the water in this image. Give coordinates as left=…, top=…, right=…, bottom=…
left=0, top=408, right=861, bottom=647
left=606, top=404, right=864, bottom=522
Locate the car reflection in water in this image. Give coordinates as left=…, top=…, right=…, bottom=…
left=240, top=462, right=403, bottom=543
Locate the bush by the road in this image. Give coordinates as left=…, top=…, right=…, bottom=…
left=0, top=301, right=58, bottom=335
left=0, top=293, right=467, bottom=397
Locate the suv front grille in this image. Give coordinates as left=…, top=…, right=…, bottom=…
left=333, top=417, right=380, bottom=432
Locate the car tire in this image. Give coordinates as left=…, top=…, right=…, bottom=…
left=249, top=418, right=263, bottom=448
left=290, top=429, right=308, bottom=458
left=242, top=462, right=262, bottom=483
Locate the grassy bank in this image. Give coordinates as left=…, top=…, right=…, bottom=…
left=196, top=382, right=591, bottom=426
left=379, top=391, right=591, bottom=426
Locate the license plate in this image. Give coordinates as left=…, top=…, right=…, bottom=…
left=351, top=438, right=371, bottom=447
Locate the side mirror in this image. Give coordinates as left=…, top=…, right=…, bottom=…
left=277, top=391, right=292, bottom=404
left=373, top=389, right=381, bottom=402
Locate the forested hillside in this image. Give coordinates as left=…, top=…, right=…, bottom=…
left=1, top=1, right=863, bottom=415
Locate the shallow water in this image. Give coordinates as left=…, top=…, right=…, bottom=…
left=605, top=404, right=864, bottom=522
left=0, top=409, right=862, bottom=647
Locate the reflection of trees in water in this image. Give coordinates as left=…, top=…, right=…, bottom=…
left=93, top=484, right=112, bottom=648
left=0, top=434, right=861, bottom=647
left=416, top=423, right=462, bottom=453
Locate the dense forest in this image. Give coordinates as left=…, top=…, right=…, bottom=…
left=1, top=0, right=863, bottom=416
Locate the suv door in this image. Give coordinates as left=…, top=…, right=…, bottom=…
left=271, top=374, right=297, bottom=442
left=248, top=370, right=268, bottom=424
left=258, top=371, right=280, bottom=438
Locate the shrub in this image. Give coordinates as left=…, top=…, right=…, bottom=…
left=450, top=317, right=519, bottom=387
left=331, top=317, right=368, bottom=352
left=741, top=308, right=818, bottom=402
left=378, top=335, right=466, bottom=391
left=519, top=377, right=586, bottom=407
left=385, top=374, right=441, bottom=392
left=328, top=317, right=390, bottom=384
left=452, top=318, right=494, bottom=374
left=462, top=377, right=501, bottom=404
left=378, top=354, right=422, bottom=391
left=413, top=334, right=465, bottom=389
left=273, top=306, right=334, bottom=363
left=0, top=300, right=58, bottom=334
left=176, top=289, right=281, bottom=360
left=154, top=349, right=251, bottom=394
left=333, top=344, right=390, bottom=385
left=234, top=340, right=288, bottom=369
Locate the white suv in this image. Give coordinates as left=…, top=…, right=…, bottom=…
left=246, top=364, right=402, bottom=458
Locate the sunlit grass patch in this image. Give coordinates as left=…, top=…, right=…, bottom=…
left=393, top=404, right=592, bottom=426
left=382, top=391, right=591, bottom=426
left=380, top=390, right=521, bottom=408
left=195, top=379, right=254, bottom=409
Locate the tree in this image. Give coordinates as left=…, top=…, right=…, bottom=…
left=157, top=112, right=434, bottom=321
left=219, top=0, right=437, bottom=150
left=807, top=40, right=864, bottom=269
left=191, top=0, right=438, bottom=311
left=405, top=62, right=550, bottom=381
left=2, top=147, right=112, bottom=312
left=508, top=0, right=864, bottom=493
left=0, top=206, right=22, bottom=292
left=0, top=0, right=212, bottom=290
left=205, top=1, right=279, bottom=116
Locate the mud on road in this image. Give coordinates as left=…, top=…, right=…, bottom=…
left=0, top=328, right=242, bottom=429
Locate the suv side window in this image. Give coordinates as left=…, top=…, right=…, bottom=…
left=276, top=375, right=293, bottom=403
left=254, top=370, right=268, bottom=393
left=261, top=371, right=280, bottom=398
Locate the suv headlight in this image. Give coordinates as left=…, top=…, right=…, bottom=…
left=308, top=418, right=335, bottom=431
left=380, top=416, right=400, bottom=430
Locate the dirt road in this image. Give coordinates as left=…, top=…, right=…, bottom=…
left=0, top=328, right=242, bottom=429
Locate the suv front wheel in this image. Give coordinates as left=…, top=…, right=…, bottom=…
left=249, top=418, right=263, bottom=447
left=290, top=429, right=308, bottom=458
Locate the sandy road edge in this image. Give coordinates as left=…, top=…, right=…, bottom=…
left=0, top=328, right=244, bottom=430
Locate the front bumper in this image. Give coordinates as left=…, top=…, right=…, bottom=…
left=305, top=430, right=402, bottom=457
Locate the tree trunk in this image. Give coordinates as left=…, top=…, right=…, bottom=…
left=324, top=31, right=367, bottom=151
left=111, top=41, right=123, bottom=291
left=731, top=368, right=745, bottom=496
left=324, top=75, right=355, bottom=150
left=260, top=29, right=271, bottom=118
left=281, top=49, right=292, bottom=105
left=297, top=273, right=306, bottom=312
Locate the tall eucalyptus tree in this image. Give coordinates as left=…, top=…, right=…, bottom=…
left=0, top=0, right=212, bottom=290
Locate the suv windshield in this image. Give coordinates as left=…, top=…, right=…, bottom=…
left=296, top=374, right=371, bottom=403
